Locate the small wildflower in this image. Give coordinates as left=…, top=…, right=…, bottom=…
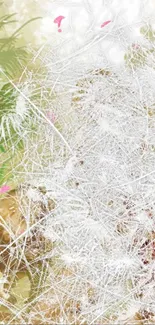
left=0, top=185, right=10, bottom=193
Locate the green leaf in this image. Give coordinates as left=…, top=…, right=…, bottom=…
left=10, top=17, right=42, bottom=39
left=0, top=37, right=17, bottom=47
left=0, top=82, right=26, bottom=153
left=0, top=15, right=42, bottom=52
left=0, top=144, right=5, bottom=152
left=0, top=162, right=6, bottom=177
left=0, top=13, right=17, bottom=29
left=0, top=48, right=28, bottom=78
left=0, top=82, right=16, bottom=117
left=10, top=271, right=31, bottom=309
left=140, top=25, right=155, bottom=41
left=0, top=12, right=41, bottom=78
left=124, top=46, right=147, bottom=69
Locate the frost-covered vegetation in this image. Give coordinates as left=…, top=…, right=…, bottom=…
left=1, top=0, right=155, bottom=324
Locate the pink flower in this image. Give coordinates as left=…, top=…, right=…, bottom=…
left=17, top=228, right=25, bottom=235
left=0, top=185, right=10, bottom=193
left=101, top=20, right=111, bottom=28
left=46, top=111, right=56, bottom=123
left=54, top=16, right=65, bottom=28
left=132, top=43, right=140, bottom=50
left=54, top=16, right=65, bottom=32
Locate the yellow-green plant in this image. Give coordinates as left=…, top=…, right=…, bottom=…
left=0, top=5, right=42, bottom=190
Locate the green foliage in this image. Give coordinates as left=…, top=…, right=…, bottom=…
left=0, top=155, right=13, bottom=186
left=0, top=81, right=24, bottom=188
left=0, top=5, right=43, bottom=189
left=0, top=161, right=7, bottom=185
left=0, top=144, right=5, bottom=152
left=0, top=2, right=41, bottom=78
left=124, top=46, right=147, bottom=69
left=0, top=13, right=17, bottom=30
left=124, top=25, right=155, bottom=70
left=10, top=271, right=31, bottom=309
left=0, top=82, right=16, bottom=117
left=140, top=24, right=155, bottom=41
left=0, top=82, right=24, bottom=148
left=0, top=48, right=28, bottom=78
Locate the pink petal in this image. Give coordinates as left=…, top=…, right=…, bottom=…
left=46, top=111, right=56, bottom=123
left=54, top=16, right=65, bottom=27
left=132, top=43, right=140, bottom=50
left=101, top=20, right=111, bottom=28
left=17, top=228, right=25, bottom=235
left=0, top=185, right=10, bottom=193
